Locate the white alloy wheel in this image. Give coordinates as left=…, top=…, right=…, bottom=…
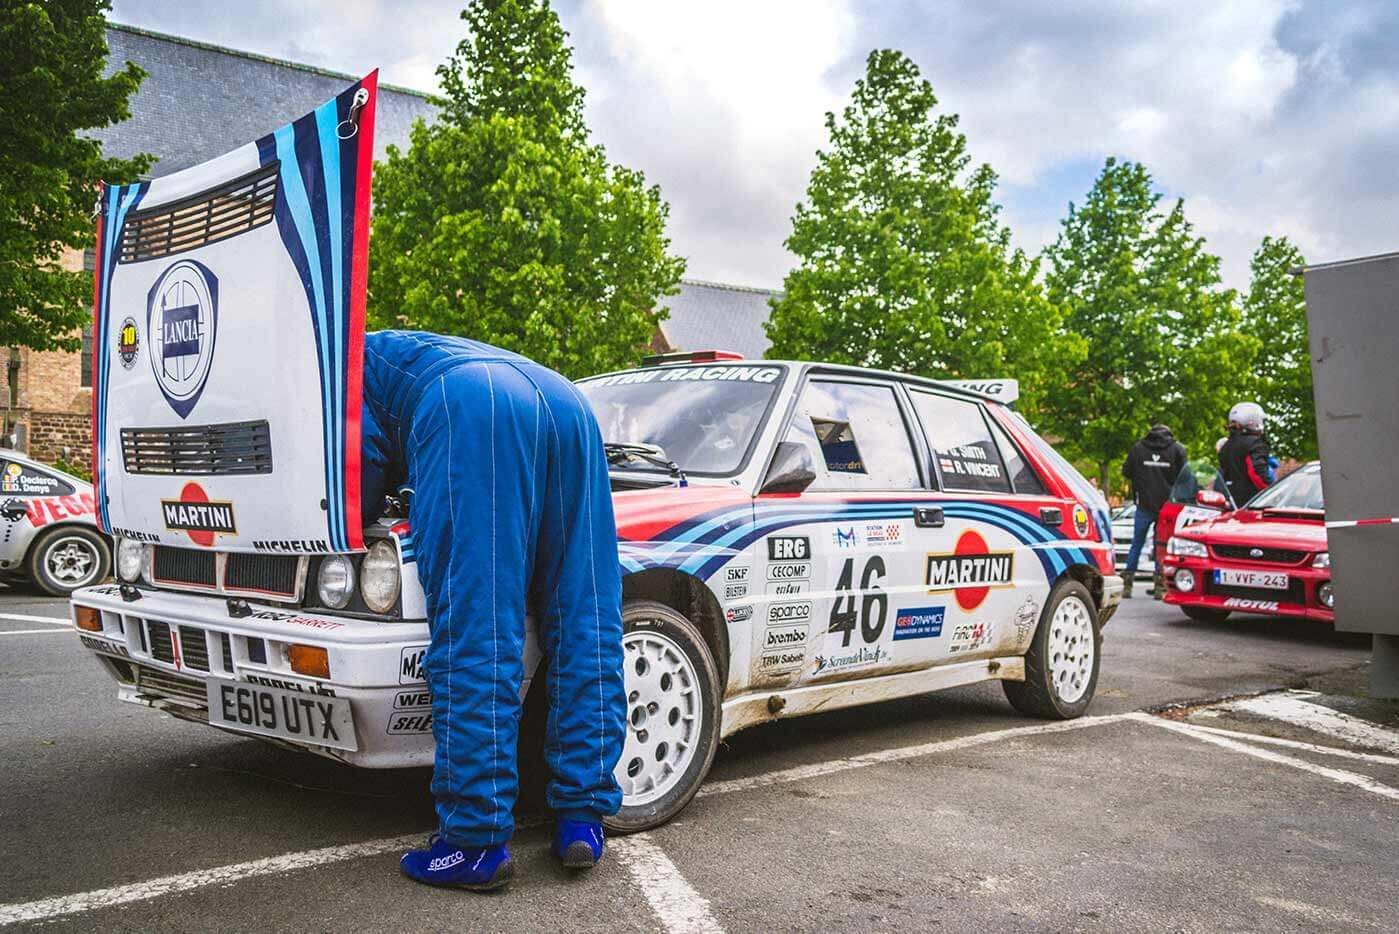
left=45, top=535, right=101, bottom=587
left=617, top=629, right=701, bottom=807
left=1046, top=595, right=1095, bottom=704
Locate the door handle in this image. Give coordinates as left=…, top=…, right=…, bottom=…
left=1039, top=506, right=1063, bottom=527
left=913, top=506, right=944, bottom=528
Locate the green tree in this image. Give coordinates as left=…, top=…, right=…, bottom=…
left=764, top=49, right=1064, bottom=411
left=369, top=0, right=684, bottom=378
left=1041, top=158, right=1257, bottom=490
left=1240, top=236, right=1315, bottom=459
left=0, top=0, right=151, bottom=351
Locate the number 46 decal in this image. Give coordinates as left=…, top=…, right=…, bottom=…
left=828, top=555, right=887, bottom=648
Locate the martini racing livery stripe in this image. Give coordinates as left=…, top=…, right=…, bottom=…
left=616, top=499, right=1092, bottom=583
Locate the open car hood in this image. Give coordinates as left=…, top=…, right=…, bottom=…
left=91, top=75, right=378, bottom=554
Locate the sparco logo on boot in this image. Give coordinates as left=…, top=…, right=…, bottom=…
left=161, top=482, right=236, bottom=546
left=146, top=258, right=218, bottom=419
left=925, top=529, right=1013, bottom=611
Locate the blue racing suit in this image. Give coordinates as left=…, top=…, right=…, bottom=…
left=360, top=330, right=625, bottom=846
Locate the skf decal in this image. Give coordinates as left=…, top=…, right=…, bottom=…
left=768, top=536, right=810, bottom=561
left=147, top=258, right=219, bottom=419
left=117, top=316, right=140, bottom=369
left=161, top=482, right=236, bottom=546
left=925, top=530, right=1013, bottom=611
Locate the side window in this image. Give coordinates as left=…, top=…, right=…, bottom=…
left=908, top=391, right=1012, bottom=494
left=783, top=380, right=920, bottom=490
left=987, top=415, right=1047, bottom=495
left=0, top=460, right=74, bottom=497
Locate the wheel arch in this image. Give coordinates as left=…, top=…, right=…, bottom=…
left=622, top=567, right=730, bottom=689
left=1058, top=562, right=1104, bottom=610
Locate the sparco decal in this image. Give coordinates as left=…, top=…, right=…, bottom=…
left=146, top=258, right=219, bottom=419
left=161, top=482, right=236, bottom=546
left=767, top=536, right=810, bottom=561
left=768, top=601, right=812, bottom=623
left=925, top=530, right=1013, bottom=611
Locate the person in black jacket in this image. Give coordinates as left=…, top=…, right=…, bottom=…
left=1218, top=402, right=1272, bottom=506
left=1121, top=424, right=1188, bottom=596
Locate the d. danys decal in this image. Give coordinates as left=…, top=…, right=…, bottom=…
left=925, top=529, right=1013, bottom=611
left=162, top=481, right=236, bottom=546
left=117, top=317, right=140, bottom=369
left=146, top=259, right=218, bottom=418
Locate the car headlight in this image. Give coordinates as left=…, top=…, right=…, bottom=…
left=116, top=538, right=146, bottom=583
left=1312, top=551, right=1330, bottom=569
left=360, top=540, right=401, bottom=615
left=1167, top=536, right=1208, bottom=558
left=316, top=555, right=356, bottom=609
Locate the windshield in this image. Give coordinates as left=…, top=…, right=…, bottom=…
left=577, top=364, right=785, bottom=475
left=1246, top=465, right=1324, bottom=511
left=1168, top=458, right=1224, bottom=505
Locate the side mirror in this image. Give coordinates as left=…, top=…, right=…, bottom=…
left=1196, top=490, right=1227, bottom=509
left=760, top=441, right=816, bottom=495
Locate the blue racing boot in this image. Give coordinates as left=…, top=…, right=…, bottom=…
left=552, top=819, right=605, bottom=869
left=399, top=834, right=513, bottom=891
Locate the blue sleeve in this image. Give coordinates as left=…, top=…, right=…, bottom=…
left=360, top=401, right=393, bottom=524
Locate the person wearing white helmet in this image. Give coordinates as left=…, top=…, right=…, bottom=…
left=1218, top=402, right=1272, bottom=504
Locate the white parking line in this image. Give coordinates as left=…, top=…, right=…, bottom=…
left=0, top=612, right=69, bottom=625
left=0, top=834, right=423, bottom=926
left=1180, top=721, right=1399, bottom=767
left=698, top=712, right=1134, bottom=798
left=1227, top=693, right=1399, bottom=756
left=1127, top=713, right=1399, bottom=802
left=0, top=628, right=70, bottom=637
left=613, top=835, right=724, bottom=934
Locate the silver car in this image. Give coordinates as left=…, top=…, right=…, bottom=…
left=0, top=450, right=110, bottom=595
left=1111, top=502, right=1155, bottom=580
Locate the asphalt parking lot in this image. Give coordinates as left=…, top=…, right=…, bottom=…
left=3, top=588, right=1397, bottom=932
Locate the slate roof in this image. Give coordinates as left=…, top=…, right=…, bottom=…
left=92, top=23, right=436, bottom=176
left=659, top=279, right=781, bottom=361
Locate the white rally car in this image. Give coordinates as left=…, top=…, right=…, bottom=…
left=0, top=450, right=111, bottom=595
left=72, top=79, right=1121, bottom=832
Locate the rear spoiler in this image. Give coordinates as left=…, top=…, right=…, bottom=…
left=939, top=379, right=1019, bottom=405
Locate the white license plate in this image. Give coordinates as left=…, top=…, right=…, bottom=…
left=206, top=681, right=357, bottom=751
left=1214, top=568, right=1289, bottom=590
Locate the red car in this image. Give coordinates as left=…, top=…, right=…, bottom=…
left=1162, top=462, right=1331, bottom=622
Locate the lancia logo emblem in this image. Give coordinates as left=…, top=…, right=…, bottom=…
left=1249, top=547, right=1264, bottom=558
left=146, top=258, right=219, bottom=419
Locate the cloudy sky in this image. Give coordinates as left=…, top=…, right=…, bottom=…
left=109, top=0, right=1396, bottom=292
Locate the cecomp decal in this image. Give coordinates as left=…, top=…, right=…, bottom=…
left=146, top=258, right=219, bottom=419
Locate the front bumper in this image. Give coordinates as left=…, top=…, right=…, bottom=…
left=1159, top=556, right=1334, bottom=623
left=69, top=583, right=438, bottom=767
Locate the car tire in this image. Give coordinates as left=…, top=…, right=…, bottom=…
left=1182, top=606, right=1231, bottom=623
left=1003, top=578, right=1101, bottom=720
left=29, top=525, right=110, bottom=596
left=605, top=600, right=722, bottom=834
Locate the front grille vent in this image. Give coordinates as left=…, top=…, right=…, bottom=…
left=1207, top=580, right=1306, bottom=604
left=133, top=664, right=206, bottom=703
left=121, top=420, right=273, bottom=476
left=1212, top=544, right=1307, bottom=565
left=153, top=546, right=218, bottom=589
left=179, top=626, right=210, bottom=672
left=224, top=553, right=300, bottom=599
left=219, top=632, right=234, bottom=673
left=119, top=163, right=278, bottom=263
left=147, top=621, right=175, bottom=664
